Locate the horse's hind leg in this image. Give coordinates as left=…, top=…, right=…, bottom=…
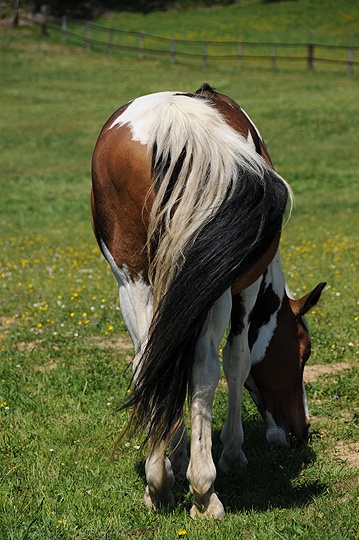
left=100, top=244, right=176, bottom=509
left=144, top=443, right=176, bottom=510
left=119, top=277, right=176, bottom=509
left=187, top=290, right=232, bottom=519
left=144, top=416, right=189, bottom=511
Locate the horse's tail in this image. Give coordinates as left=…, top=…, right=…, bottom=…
left=124, top=93, right=291, bottom=444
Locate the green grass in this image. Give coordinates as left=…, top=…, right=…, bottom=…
left=1, top=1, right=359, bottom=537
left=91, top=0, right=359, bottom=45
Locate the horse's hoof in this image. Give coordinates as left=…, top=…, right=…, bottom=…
left=190, top=492, right=225, bottom=520
left=218, top=450, right=248, bottom=473
left=143, top=486, right=176, bottom=511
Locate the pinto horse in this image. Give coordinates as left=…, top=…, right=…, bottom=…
left=91, top=84, right=325, bottom=519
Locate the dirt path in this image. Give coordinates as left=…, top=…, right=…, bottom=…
left=304, top=362, right=352, bottom=382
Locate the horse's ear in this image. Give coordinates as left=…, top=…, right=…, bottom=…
left=290, top=282, right=327, bottom=317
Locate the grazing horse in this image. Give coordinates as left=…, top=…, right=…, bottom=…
left=91, top=84, right=325, bottom=519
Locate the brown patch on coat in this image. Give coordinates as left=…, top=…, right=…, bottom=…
left=92, top=120, right=153, bottom=279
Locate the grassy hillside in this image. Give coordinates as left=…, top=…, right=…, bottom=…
left=1, top=1, right=359, bottom=537
left=93, top=0, right=359, bottom=45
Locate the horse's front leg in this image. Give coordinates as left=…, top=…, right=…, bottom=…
left=187, top=290, right=232, bottom=520
left=219, top=280, right=261, bottom=473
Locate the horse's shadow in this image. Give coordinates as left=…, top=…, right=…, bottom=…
left=211, top=421, right=324, bottom=513
left=135, top=419, right=324, bottom=514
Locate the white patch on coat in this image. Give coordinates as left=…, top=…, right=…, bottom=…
left=246, top=129, right=256, bottom=150
left=99, top=238, right=153, bottom=355
left=303, top=380, right=310, bottom=422
left=108, top=91, right=183, bottom=144
left=240, top=108, right=263, bottom=142
left=250, top=251, right=285, bottom=366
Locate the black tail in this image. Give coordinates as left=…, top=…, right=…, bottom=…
left=123, top=164, right=289, bottom=444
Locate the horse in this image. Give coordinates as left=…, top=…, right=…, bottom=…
left=91, top=84, right=325, bottom=519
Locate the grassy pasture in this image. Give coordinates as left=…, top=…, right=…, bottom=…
left=79, top=0, right=359, bottom=45
left=1, top=1, right=359, bottom=538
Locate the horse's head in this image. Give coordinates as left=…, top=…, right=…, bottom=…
left=246, top=282, right=326, bottom=447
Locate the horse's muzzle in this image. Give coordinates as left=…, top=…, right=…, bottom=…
left=289, top=422, right=311, bottom=447
left=266, top=422, right=310, bottom=448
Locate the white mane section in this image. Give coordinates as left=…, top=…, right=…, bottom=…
left=145, top=93, right=270, bottom=306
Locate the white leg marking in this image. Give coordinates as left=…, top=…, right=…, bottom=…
left=187, top=289, right=232, bottom=520
left=100, top=239, right=153, bottom=362
left=118, top=279, right=153, bottom=373
left=144, top=445, right=176, bottom=510
left=219, top=279, right=261, bottom=472
left=145, top=417, right=189, bottom=510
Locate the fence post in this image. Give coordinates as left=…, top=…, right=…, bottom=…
left=348, top=47, right=353, bottom=75
left=307, top=43, right=314, bottom=70
left=12, top=0, right=19, bottom=26
left=109, top=28, right=114, bottom=55
left=202, top=42, right=207, bottom=68
left=171, top=37, right=176, bottom=64
left=237, top=41, right=242, bottom=70
left=86, top=23, right=92, bottom=49
left=139, top=32, right=144, bottom=60
left=41, top=4, right=48, bottom=36
left=271, top=43, right=276, bottom=70
left=61, top=16, right=67, bottom=44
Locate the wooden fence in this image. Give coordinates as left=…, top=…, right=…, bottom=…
left=23, top=15, right=358, bottom=74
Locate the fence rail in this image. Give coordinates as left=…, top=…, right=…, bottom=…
left=22, top=14, right=359, bottom=74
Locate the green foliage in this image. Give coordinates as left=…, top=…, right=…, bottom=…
left=26, top=0, right=239, bottom=18
left=1, top=1, right=359, bottom=537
